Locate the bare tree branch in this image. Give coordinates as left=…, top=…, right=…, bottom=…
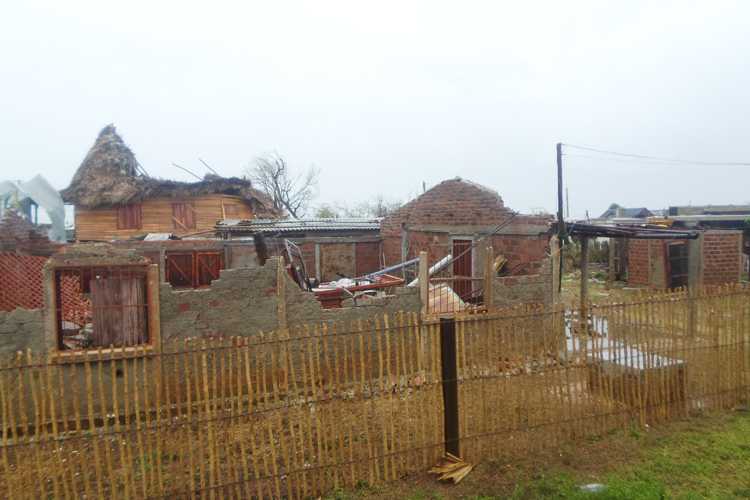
left=245, top=153, right=319, bottom=218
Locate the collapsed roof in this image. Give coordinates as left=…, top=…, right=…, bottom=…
left=60, top=125, right=280, bottom=217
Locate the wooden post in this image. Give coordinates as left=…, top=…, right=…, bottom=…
left=607, top=237, right=616, bottom=289
left=483, top=245, right=494, bottom=310
left=146, top=264, right=162, bottom=350
left=580, top=237, right=590, bottom=335
left=440, top=317, right=460, bottom=457
left=277, top=258, right=287, bottom=330
left=419, top=251, right=429, bottom=315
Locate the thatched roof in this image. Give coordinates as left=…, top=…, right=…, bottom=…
left=61, top=125, right=279, bottom=217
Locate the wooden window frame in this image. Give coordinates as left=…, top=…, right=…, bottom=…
left=172, top=202, right=197, bottom=231
left=165, top=250, right=224, bottom=289
left=46, top=264, right=161, bottom=363
left=117, top=204, right=143, bottom=230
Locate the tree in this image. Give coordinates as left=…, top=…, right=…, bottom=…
left=245, top=154, right=319, bottom=218
left=313, top=196, right=401, bottom=219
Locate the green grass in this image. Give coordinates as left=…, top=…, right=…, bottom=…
left=509, top=412, right=750, bottom=499
left=326, top=411, right=750, bottom=499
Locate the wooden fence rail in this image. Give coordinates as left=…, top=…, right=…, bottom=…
left=1, top=285, right=749, bottom=498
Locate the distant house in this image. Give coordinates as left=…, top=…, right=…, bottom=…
left=598, top=204, right=653, bottom=220
left=61, top=125, right=279, bottom=242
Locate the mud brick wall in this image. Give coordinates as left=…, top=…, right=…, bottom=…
left=627, top=239, right=650, bottom=286
left=354, top=241, right=381, bottom=276
left=702, top=231, right=742, bottom=286
left=0, top=211, right=61, bottom=256
left=493, top=255, right=555, bottom=308
left=490, top=234, right=549, bottom=275
left=320, top=243, right=355, bottom=280
left=0, top=308, right=45, bottom=353
left=160, top=258, right=421, bottom=342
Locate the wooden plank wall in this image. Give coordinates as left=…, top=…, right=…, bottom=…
left=74, top=195, right=253, bottom=241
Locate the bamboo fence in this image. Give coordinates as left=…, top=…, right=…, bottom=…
left=0, top=285, right=749, bottom=498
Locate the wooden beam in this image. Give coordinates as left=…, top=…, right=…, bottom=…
left=580, top=236, right=590, bottom=335
left=483, top=245, right=494, bottom=310
left=419, top=251, right=429, bottom=315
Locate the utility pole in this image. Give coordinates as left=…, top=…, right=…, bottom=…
left=556, top=143, right=566, bottom=292
left=565, top=187, right=570, bottom=219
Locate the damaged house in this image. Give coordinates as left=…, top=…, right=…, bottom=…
left=61, top=125, right=279, bottom=242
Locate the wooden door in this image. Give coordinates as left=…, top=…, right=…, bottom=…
left=667, top=242, right=689, bottom=289
left=452, top=239, right=473, bottom=300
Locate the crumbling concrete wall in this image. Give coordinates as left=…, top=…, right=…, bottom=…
left=493, top=251, right=556, bottom=308
left=160, top=258, right=420, bottom=342
left=0, top=308, right=45, bottom=353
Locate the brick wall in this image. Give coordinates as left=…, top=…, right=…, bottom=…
left=160, top=258, right=420, bottom=342
left=380, top=178, right=551, bottom=274
left=702, top=231, right=742, bottom=286
left=627, top=239, right=650, bottom=286
left=492, top=254, right=555, bottom=308
left=0, top=211, right=61, bottom=256
left=354, top=241, right=381, bottom=276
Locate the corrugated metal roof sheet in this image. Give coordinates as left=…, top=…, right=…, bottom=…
left=215, top=218, right=381, bottom=233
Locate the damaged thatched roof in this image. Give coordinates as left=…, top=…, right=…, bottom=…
left=61, top=125, right=279, bottom=216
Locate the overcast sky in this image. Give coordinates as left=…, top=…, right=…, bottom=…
left=2, top=1, right=749, bottom=219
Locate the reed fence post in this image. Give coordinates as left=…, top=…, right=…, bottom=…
left=483, top=246, right=494, bottom=310
left=440, top=317, right=460, bottom=457
left=419, top=251, right=429, bottom=316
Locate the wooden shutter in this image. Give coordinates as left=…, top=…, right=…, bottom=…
left=166, top=253, right=195, bottom=288
left=172, top=203, right=196, bottom=230
left=90, top=273, right=147, bottom=347
left=117, top=204, right=142, bottom=229
left=196, top=252, right=223, bottom=287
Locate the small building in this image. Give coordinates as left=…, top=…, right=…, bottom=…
left=624, top=205, right=749, bottom=289
left=61, top=125, right=279, bottom=242
left=380, top=177, right=555, bottom=306
left=381, top=177, right=552, bottom=273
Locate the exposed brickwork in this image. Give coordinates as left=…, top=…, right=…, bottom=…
left=493, top=254, right=555, bottom=307
left=702, top=231, right=742, bottom=286
left=627, top=239, right=650, bottom=286
left=380, top=178, right=551, bottom=274
left=320, top=243, right=355, bottom=280
left=381, top=178, right=511, bottom=236
left=354, top=241, right=381, bottom=276
left=628, top=231, right=742, bottom=289
left=491, top=234, right=549, bottom=275
left=0, top=211, right=61, bottom=256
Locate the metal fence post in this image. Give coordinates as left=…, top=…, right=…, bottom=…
left=440, top=317, right=460, bottom=457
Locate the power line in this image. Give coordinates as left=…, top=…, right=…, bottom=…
left=563, top=143, right=750, bottom=167
left=561, top=153, right=719, bottom=166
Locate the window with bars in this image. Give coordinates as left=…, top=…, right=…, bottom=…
left=117, top=204, right=142, bottom=230
left=172, top=202, right=196, bottom=230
